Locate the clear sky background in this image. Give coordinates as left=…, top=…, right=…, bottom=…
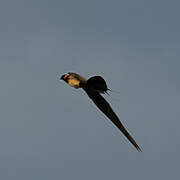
left=0, top=0, right=180, bottom=179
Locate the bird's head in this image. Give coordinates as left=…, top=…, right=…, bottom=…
left=60, top=72, right=87, bottom=88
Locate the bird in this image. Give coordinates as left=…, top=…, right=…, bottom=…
left=60, top=72, right=141, bottom=151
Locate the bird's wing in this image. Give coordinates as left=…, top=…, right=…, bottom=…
left=84, top=88, right=141, bottom=151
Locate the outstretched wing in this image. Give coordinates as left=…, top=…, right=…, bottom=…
left=84, top=88, right=141, bottom=151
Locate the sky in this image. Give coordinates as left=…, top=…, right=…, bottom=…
left=0, top=0, right=180, bottom=179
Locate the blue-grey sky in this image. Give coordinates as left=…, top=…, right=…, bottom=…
left=0, top=0, right=180, bottom=179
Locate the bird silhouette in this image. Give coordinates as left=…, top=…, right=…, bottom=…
left=60, top=72, right=141, bottom=151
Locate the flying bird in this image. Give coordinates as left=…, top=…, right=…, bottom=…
left=60, top=72, right=141, bottom=151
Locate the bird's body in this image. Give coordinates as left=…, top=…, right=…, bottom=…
left=61, top=72, right=141, bottom=151
left=86, top=76, right=109, bottom=93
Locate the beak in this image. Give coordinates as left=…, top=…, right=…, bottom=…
left=60, top=74, right=69, bottom=81
left=60, top=74, right=65, bottom=80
